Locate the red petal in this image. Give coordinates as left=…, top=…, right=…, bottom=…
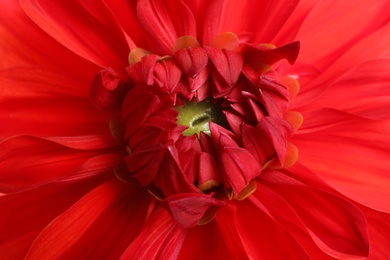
left=235, top=194, right=311, bottom=259
left=211, top=69, right=236, bottom=98
left=0, top=136, right=106, bottom=193
left=154, top=146, right=199, bottom=195
left=122, top=86, right=162, bottom=138
left=256, top=116, right=293, bottom=164
left=241, top=124, right=274, bottom=165
left=206, top=47, right=244, bottom=87
left=200, top=0, right=224, bottom=45
left=240, top=75, right=290, bottom=118
left=89, top=67, right=126, bottom=111
left=20, top=0, right=129, bottom=71
left=213, top=203, right=255, bottom=259
left=260, top=170, right=369, bottom=258
left=249, top=180, right=332, bottom=259
left=57, top=182, right=151, bottom=259
left=220, top=0, right=300, bottom=43
left=44, top=135, right=120, bottom=150
left=0, top=68, right=112, bottom=138
left=125, top=145, right=165, bottom=186
left=188, top=64, right=211, bottom=94
left=197, top=152, right=222, bottom=190
left=0, top=177, right=105, bottom=259
left=0, top=1, right=98, bottom=73
left=297, top=0, right=390, bottom=68
left=175, top=134, right=201, bottom=153
left=215, top=131, right=261, bottom=195
left=302, top=59, right=390, bottom=120
left=129, top=125, right=164, bottom=150
left=55, top=151, right=125, bottom=183
left=120, top=207, right=186, bottom=259
left=224, top=110, right=246, bottom=136
left=295, top=109, right=390, bottom=212
left=272, top=0, right=318, bottom=45
left=359, top=206, right=390, bottom=259
left=242, top=41, right=300, bottom=66
left=174, top=47, right=209, bottom=78
left=162, top=193, right=224, bottom=228
left=137, top=0, right=196, bottom=55
left=25, top=179, right=140, bottom=258
left=102, top=0, right=148, bottom=50
left=177, top=218, right=232, bottom=258
left=295, top=22, right=390, bottom=106
left=126, top=54, right=159, bottom=85
left=220, top=146, right=261, bottom=195
left=179, top=149, right=199, bottom=183
left=153, top=60, right=182, bottom=93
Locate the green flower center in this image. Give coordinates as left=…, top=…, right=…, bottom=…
left=176, top=99, right=225, bottom=137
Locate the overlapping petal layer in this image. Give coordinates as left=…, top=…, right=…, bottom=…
left=1, top=0, right=390, bottom=259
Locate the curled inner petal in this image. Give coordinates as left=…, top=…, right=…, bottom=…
left=91, top=32, right=301, bottom=227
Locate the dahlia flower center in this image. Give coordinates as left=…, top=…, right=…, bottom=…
left=175, top=99, right=225, bottom=137
left=89, top=32, right=302, bottom=228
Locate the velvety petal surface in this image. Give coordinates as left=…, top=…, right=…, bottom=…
left=25, top=179, right=146, bottom=259
left=0, top=136, right=121, bottom=192
left=1, top=0, right=389, bottom=259
left=295, top=109, right=390, bottom=212
left=20, top=0, right=130, bottom=71
left=0, top=0, right=99, bottom=74
left=120, top=207, right=187, bottom=259
left=294, top=21, right=390, bottom=105
left=220, top=0, right=300, bottom=43
left=235, top=196, right=311, bottom=259
left=0, top=67, right=114, bottom=138
left=178, top=203, right=251, bottom=259
left=297, top=0, right=390, bottom=68
left=137, top=0, right=196, bottom=55
left=55, top=181, right=151, bottom=259
left=0, top=175, right=107, bottom=259
left=300, top=59, right=390, bottom=120
left=360, top=206, right=390, bottom=259
left=101, top=0, right=146, bottom=49
left=259, top=170, right=369, bottom=258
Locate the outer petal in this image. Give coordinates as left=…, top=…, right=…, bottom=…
left=0, top=176, right=106, bottom=260
left=215, top=203, right=258, bottom=259
left=120, top=207, right=187, bottom=259
left=25, top=179, right=147, bottom=259
left=259, top=170, right=369, bottom=258
left=178, top=202, right=251, bottom=259
left=200, top=0, right=224, bottom=45
left=0, top=67, right=114, bottom=138
left=177, top=213, right=240, bottom=259
left=137, top=0, right=196, bottom=55
left=0, top=0, right=98, bottom=73
left=235, top=196, right=311, bottom=259
left=55, top=181, right=151, bottom=259
left=359, top=206, right=390, bottom=259
left=249, top=179, right=333, bottom=259
left=300, top=59, right=390, bottom=120
left=162, top=193, right=225, bottom=229
left=297, top=0, right=390, bottom=68
left=295, top=109, right=390, bottom=212
left=20, top=0, right=130, bottom=71
left=0, top=67, right=88, bottom=97
left=39, top=135, right=121, bottom=150
left=294, top=21, right=390, bottom=106
left=272, top=0, right=318, bottom=45
left=101, top=0, right=149, bottom=49
left=0, top=136, right=120, bottom=192
left=220, top=0, right=300, bottom=43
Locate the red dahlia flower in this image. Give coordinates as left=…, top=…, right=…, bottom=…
left=1, top=0, right=390, bottom=259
